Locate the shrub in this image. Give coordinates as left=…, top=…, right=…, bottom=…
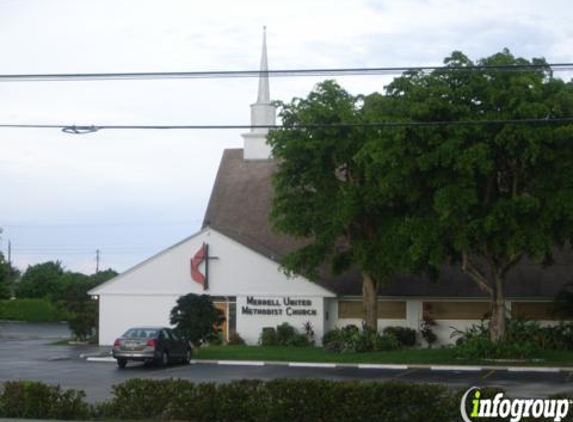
left=420, top=311, right=438, bottom=348
left=67, top=301, right=97, bottom=342
left=455, top=335, right=540, bottom=360
left=375, top=332, right=401, bottom=351
left=545, top=322, right=573, bottom=350
left=453, top=318, right=573, bottom=359
left=323, top=325, right=360, bottom=353
left=383, top=326, right=417, bottom=347
left=3, top=379, right=571, bottom=422
left=104, top=378, right=457, bottom=422
left=259, top=327, right=278, bottom=346
left=451, top=320, right=489, bottom=345
left=227, top=331, right=246, bottom=345
left=276, top=322, right=297, bottom=345
left=322, top=328, right=344, bottom=352
left=323, top=325, right=400, bottom=353
left=170, top=294, right=225, bottom=345
left=0, top=298, right=68, bottom=322
left=453, top=319, right=547, bottom=359
left=0, top=381, right=89, bottom=420
left=108, top=378, right=190, bottom=420
left=505, top=319, right=573, bottom=351
left=260, top=323, right=310, bottom=347
left=302, top=321, right=315, bottom=345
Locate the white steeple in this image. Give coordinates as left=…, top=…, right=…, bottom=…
left=242, top=27, right=276, bottom=160
left=257, top=27, right=270, bottom=104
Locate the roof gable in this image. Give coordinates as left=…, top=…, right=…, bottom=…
left=89, top=226, right=335, bottom=298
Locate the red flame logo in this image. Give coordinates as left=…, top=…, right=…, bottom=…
left=191, top=243, right=206, bottom=286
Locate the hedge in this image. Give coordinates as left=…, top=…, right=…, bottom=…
left=1, top=379, right=572, bottom=422
left=0, top=381, right=89, bottom=420
left=0, top=298, right=69, bottom=322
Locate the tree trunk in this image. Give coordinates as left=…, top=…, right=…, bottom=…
left=462, top=253, right=509, bottom=342
left=489, top=274, right=506, bottom=341
left=362, top=272, right=378, bottom=331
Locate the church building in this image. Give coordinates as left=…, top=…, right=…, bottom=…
left=89, top=32, right=571, bottom=346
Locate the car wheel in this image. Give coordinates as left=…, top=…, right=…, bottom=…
left=159, top=351, right=169, bottom=367
left=183, top=348, right=191, bottom=364
left=117, top=358, right=127, bottom=369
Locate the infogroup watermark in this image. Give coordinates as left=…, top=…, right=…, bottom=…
left=461, top=387, right=571, bottom=422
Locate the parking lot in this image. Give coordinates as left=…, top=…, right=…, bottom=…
left=1, top=322, right=572, bottom=403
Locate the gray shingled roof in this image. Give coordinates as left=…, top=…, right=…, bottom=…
left=203, top=149, right=572, bottom=298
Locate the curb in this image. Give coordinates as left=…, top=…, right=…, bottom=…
left=430, top=365, right=482, bottom=371
left=86, top=357, right=572, bottom=373
left=79, top=352, right=111, bottom=359
left=507, top=366, right=562, bottom=373
left=87, top=357, right=115, bottom=363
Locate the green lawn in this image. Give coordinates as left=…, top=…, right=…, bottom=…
left=195, top=345, right=573, bottom=367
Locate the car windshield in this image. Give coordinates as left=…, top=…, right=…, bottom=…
left=122, top=328, right=159, bottom=339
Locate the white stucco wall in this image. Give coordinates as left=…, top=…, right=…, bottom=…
left=325, top=298, right=339, bottom=333
left=91, top=228, right=335, bottom=345
left=98, top=294, right=180, bottom=345
left=430, top=319, right=482, bottom=345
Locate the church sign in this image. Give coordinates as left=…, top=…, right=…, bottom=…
left=241, top=296, right=317, bottom=317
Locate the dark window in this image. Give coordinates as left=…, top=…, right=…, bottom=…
left=123, top=328, right=159, bottom=338
left=228, top=302, right=237, bottom=335
left=423, top=302, right=490, bottom=320
left=210, top=296, right=237, bottom=303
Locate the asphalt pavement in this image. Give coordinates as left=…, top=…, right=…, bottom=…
left=0, top=322, right=572, bottom=403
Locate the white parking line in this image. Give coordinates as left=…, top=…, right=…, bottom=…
left=80, top=352, right=111, bottom=358
left=288, top=362, right=337, bottom=368
left=430, top=365, right=482, bottom=371
left=217, top=360, right=265, bottom=366
left=507, top=367, right=561, bottom=373
left=357, top=364, right=409, bottom=370
left=86, top=357, right=115, bottom=363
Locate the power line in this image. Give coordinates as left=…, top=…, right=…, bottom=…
left=10, top=250, right=157, bottom=256
left=2, top=220, right=203, bottom=228
left=0, top=63, right=572, bottom=82
left=0, top=117, right=572, bottom=134
left=11, top=246, right=157, bottom=250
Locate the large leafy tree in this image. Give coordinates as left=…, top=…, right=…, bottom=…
left=0, top=252, right=19, bottom=300
left=365, top=49, right=573, bottom=340
left=90, top=268, right=118, bottom=286
left=16, top=261, right=65, bottom=299
left=58, top=269, right=117, bottom=341
left=269, top=81, right=407, bottom=330
left=0, top=230, right=19, bottom=299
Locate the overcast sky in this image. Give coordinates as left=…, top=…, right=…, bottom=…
left=1, top=0, right=572, bottom=274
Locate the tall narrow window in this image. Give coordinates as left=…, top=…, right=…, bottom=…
left=228, top=302, right=237, bottom=335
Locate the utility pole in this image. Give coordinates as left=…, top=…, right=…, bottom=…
left=7, top=240, right=11, bottom=264
left=95, top=249, right=100, bottom=273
